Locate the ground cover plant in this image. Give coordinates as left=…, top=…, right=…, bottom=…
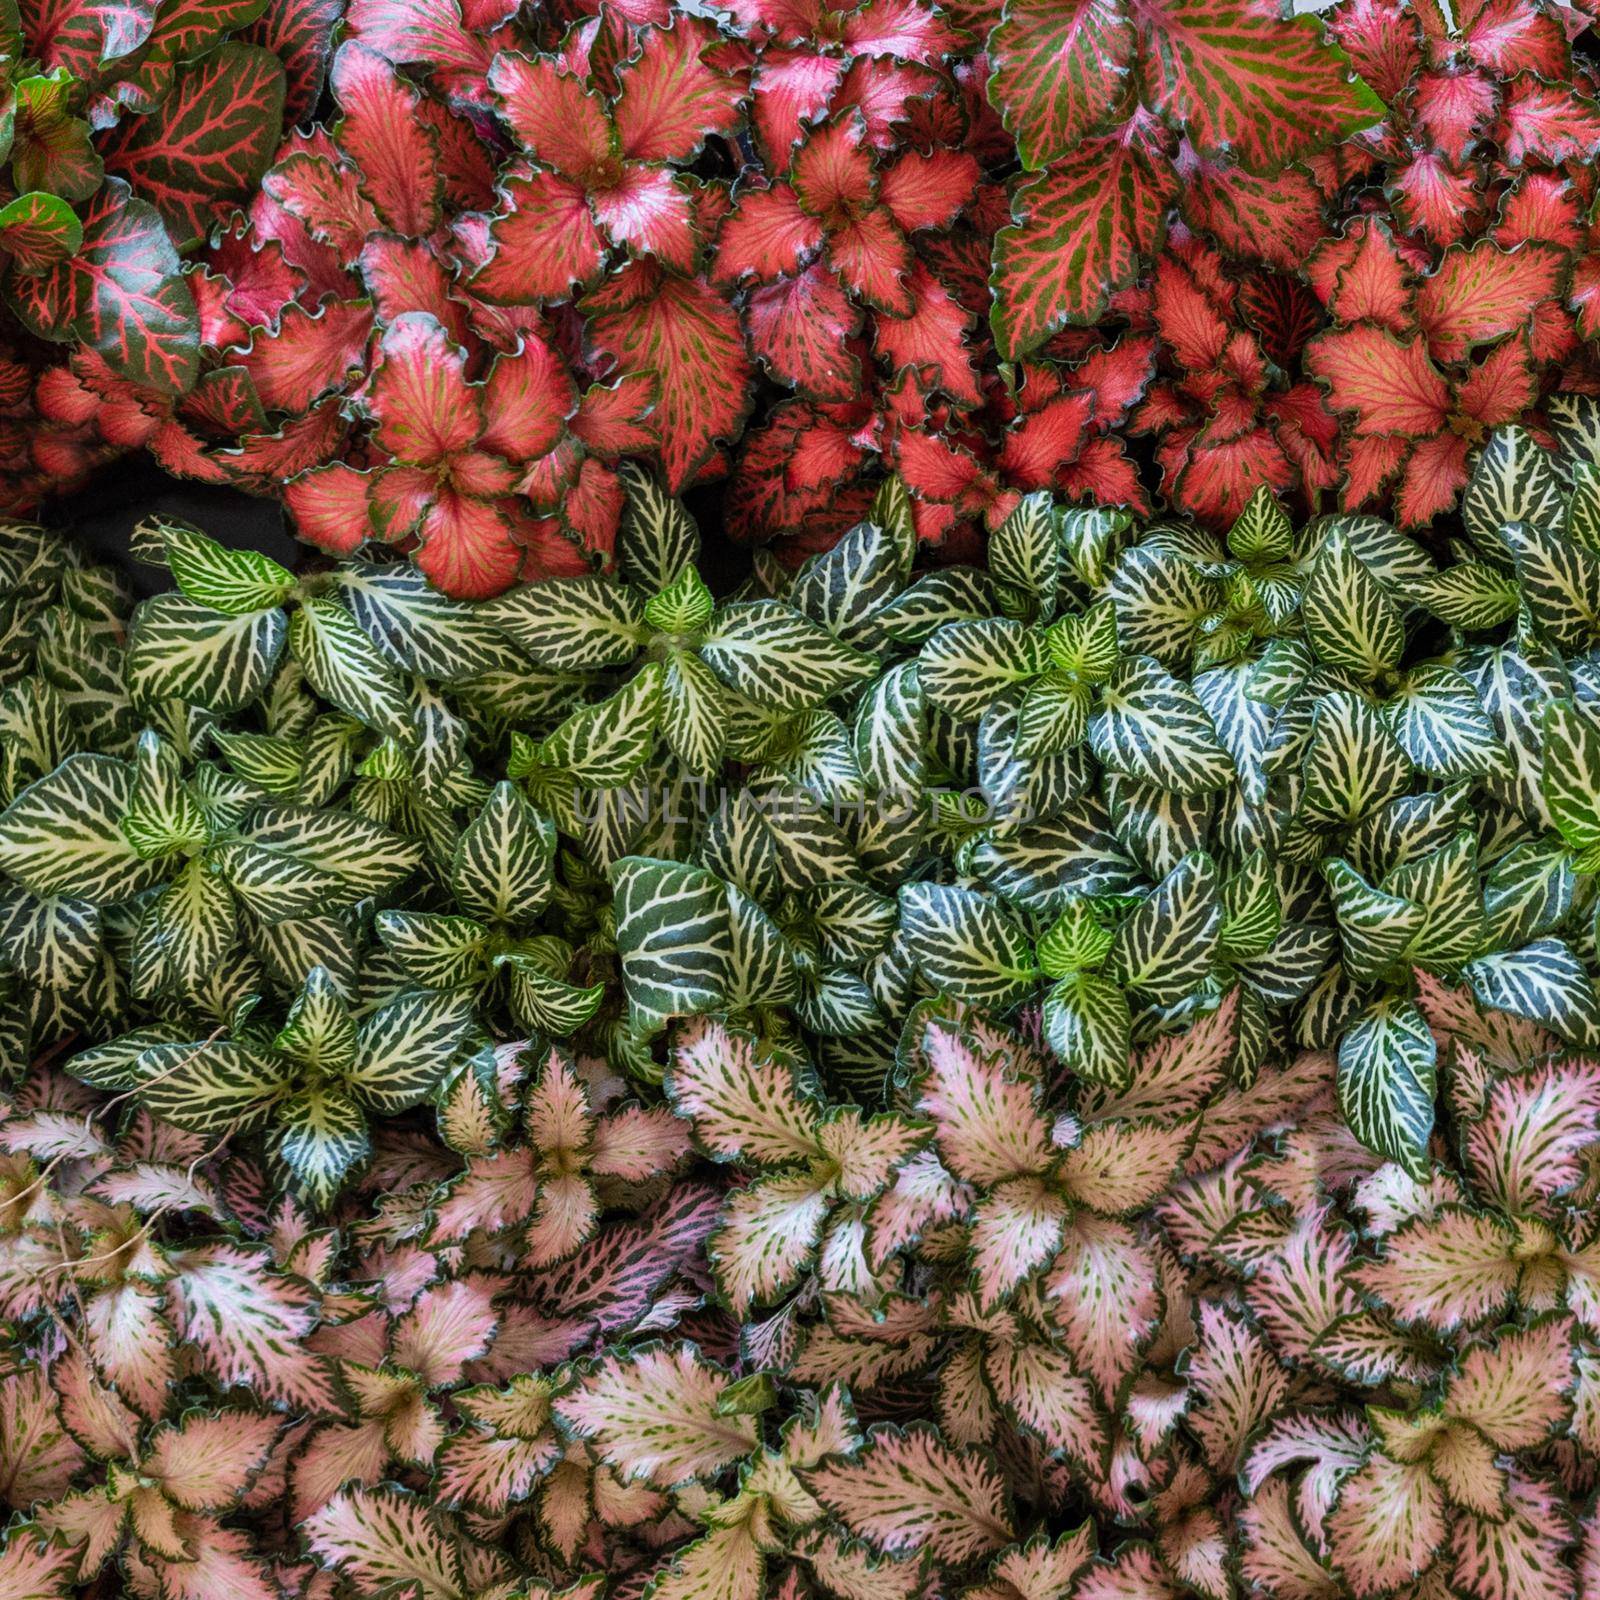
left=27, top=0, right=1600, bottom=586
left=7, top=0, right=1600, bottom=1595
left=3, top=426, right=1600, bottom=1596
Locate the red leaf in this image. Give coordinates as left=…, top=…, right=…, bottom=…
left=262, top=152, right=380, bottom=266
left=1454, top=0, right=1570, bottom=75
left=1396, top=430, right=1469, bottom=525
left=584, top=262, right=750, bottom=490
left=359, top=236, right=472, bottom=348
left=416, top=489, right=523, bottom=596
left=347, top=0, right=501, bottom=84
left=747, top=264, right=862, bottom=398
left=612, top=16, right=745, bottom=162
left=792, top=117, right=877, bottom=216
left=1178, top=152, right=1323, bottom=273
left=478, top=338, right=573, bottom=461
left=876, top=264, right=980, bottom=406
left=1412, top=68, right=1496, bottom=163
left=1414, top=242, right=1562, bottom=362
left=23, top=0, right=157, bottom=80
left=1151, top=250, right=1230, bottom=372
left=1059, top=433, right=1148, bottom=508
left=488, top=52, right=615, bottom=180
left=1138, top=0, right=1383, bottom=173
left=991, top=135, right=1173, bottom=358
left=1498, top=74, right=1600, bottom=164
left=472, top=172, right=608, bottom=302
left=1455, top=335, right=1537, bottom=425
left=234, top=298, right=374, bottom=414
left=222, top=394, right=348, bottom=487
left=998, top=389, right=1095, bottom=488
left=370, top=311, right=481, bottom=465
left=750, top=50, right=844, bottom=164
left=1495, top=173, right=1583, bottom=250
left=571, top=371, right=658, bottom=454
left=844, top=0, right=965, bottom=59
left=0, top=191, right=82, bottom=274
left=1317, top=218, right=1410, bottom=331
left=1326, top=0, right=1419, bottom=105
left=827, top=210, right=913, bottom=313
left=330, top=41, right=442, bottom=236
left=285, top=462, right=375, bottom=554
left=1238, top=271, right=1324, bottom=368
left=35, top=179, right=200, bottom=395
left=101, top=45, right=287, bottom=250
left=878, top=149, right=981, bottom=233
left=988, top=0, right=1135, bottom=169
left=591, top=167, right=698, bottom=271
left=714, top=183, right=823, bottom=283
left=1306, top=324, right=1452, bottom=436
left=1390, top=152, right=1482, bottom=246
left=1171, top=426, right=1295, bottom=528
left=246, top=0, right=343, bottom=125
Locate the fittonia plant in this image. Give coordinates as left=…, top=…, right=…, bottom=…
left=3, top=442, right=1600, bottom=1600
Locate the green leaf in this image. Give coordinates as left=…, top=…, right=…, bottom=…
left=0, top=190, right=82, bottom=272
left=1104, top=547, right=1219, bottom=667
left=1302, top=529, right=1404, bottom=679
left=1481, top=840, right=1575, bottom=950
left=1463, top=939, right=1600, bottom=1047
left=988, top=493, right=1059, bottom=621
left=210, top=729, right=305, bottom=796
left=644, top=567, right=715, bottom=635
left=542, top=663, right=664, bottom=786
left=209, top=839, right=349, bottom=922
left=1219, top=848, right=1280, bottom=962
left=488, top=576, right=646, bottom=671
left=898, top=882, right=1036, bottom=1010
left=338, top=563, right=519, bottom=681
left=274, top=966, right=357, bottom=1074
left=1380, top=832, right=1485, bottom=968
left=617, top=462, right=699, bottom=592
left=1299, top=692, right=1412, bottom=828
left=130, top=1038, right=289, bottom=1135
left=1037, top=900, right=1113, bottom=977
left=1324, top=858, right=1423, bottom=984
left=700, top=602, right=877, bottom=711
left=125, top=593, right=286, bottom=713
left=876, top=570, right=996, bottom=647
left=1088, top=657, right=1233, bottom=795
left=921, top=617, right=1043, bottom=720
left=375, top=910, right=488, bottom=990
left=1382, top=664, right=1502, bottom=779
left=659, top=650, right=726, bottom=778
left=501, top=952, right=605, bottom=1035
left=0, top=889, right=100, bottom=992
left=1541, top=699, right=1600, bottom=871
left=342, top=988, right=473, bottom=1113
left=854, top=661, right=926, bottom=796
left=290, top=596, right=413, bottom=742
left=119, top=732, right=208, bottom=861
left=1504, top=519, right=1600, bottom=654
left=1042, top=970, right=1131, bottom=1089
left=613, top=856, right=731, bottom=1033
left=1404, top=562, right=1520, bottom=631
left=1462, top=426, right=1564, bottom=561
left=274, top=1085, right=371, bottom=1207
left=788, top=519, right=905, bottom=646
left=241, top=804, right=422, bottom=900
left=0, top=754, right=166, bottom=902
left=150, top=516, right=296, bottom=614
left=1108, top=852, right=1220, bottom=1006
left=451, top=781, right=554, bottom=926
left=1227, top=485, right=1293, bottom=565
left=131, top=856, right=237, bottom=1000
left=1336, top=1000, right=1436, bottom=1180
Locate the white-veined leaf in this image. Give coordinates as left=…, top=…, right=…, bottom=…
left=125, top=594, right=286, bottom=714
left=1337, top=1000, right=1437, bottom=1179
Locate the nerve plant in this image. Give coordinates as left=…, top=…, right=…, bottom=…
left=4, top=446, right=1600, bottom=1598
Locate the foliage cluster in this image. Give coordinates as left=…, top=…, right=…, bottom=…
left=4, top=400, right=1600, bottom=1597
left=17, top=0, right=1600, bottom=593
